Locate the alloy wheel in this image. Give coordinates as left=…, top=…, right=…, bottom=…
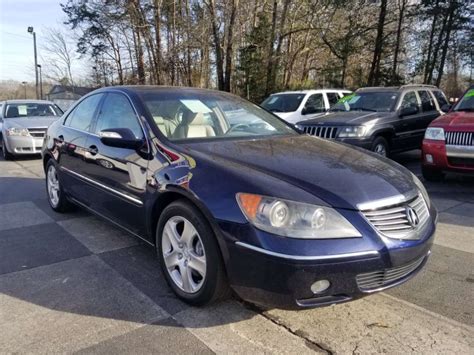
left=47, top=164, right=60, bottom=207
left=161, top=216, right=207, bottom=293
left=374, top=143, right=387, bottom=157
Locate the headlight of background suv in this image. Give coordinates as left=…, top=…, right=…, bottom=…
left=236, top=193, right=361, bottom=239
left=338, top=126, right=366, bottom=138
left=6, top=127, right=30, bottom=136
left=424, top=127, right=444, bottom=140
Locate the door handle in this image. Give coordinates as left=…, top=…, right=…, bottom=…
left=88, top=145, right=98, bottom=156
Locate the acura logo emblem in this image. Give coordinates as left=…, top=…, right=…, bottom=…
left=406, top=207, right=419, bottom=227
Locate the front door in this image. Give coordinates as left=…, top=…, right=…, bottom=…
left=393, top=91, right=423, bottom=151
left=81, top=92, right=149, bottom=236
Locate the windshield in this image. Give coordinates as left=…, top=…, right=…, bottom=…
left=331, top=92, right=397, bottom=112
left=140, top=91, right=297, bottom=141
left=454, top=88, right=474, bottom=112
left=4, top=103, right=63, bottom=118
left=261, top=93, right=305, bottom=113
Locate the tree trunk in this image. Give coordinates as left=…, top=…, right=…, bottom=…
left=265, top=0, right=278, bottom=96
left=391, top=0, right=407, bottom=82
left=367, top=0, right=388, bottom=86
left=436, top=3, right=456, bottom=87
left=423, top=0, right=439, bottom=83
left=224, top=0, right=239, bottom=92
left=206, top=0, right=224, bottom=90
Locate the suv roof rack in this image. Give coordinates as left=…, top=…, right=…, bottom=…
left=400, top=84, right=438, bottom=89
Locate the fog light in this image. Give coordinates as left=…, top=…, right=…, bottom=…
left=311, top=280, right=330, bottom=294
left=425, top=154, right=433, bottom=164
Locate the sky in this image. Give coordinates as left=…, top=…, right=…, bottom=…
left=0, top=0, right=86, bottom=82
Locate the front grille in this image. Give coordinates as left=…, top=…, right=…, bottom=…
left=28, top=128, right=47, bottom=138
left=445, top=131, right=474, bottom=146
left=356, top=256, right=426, bottom=291
left=361, top=194, right=429, bottom=240
left=302, top=125, right=338, bottom=139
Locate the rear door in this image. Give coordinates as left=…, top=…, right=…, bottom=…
left=57, top=93, right=104, bottom=203
left=81, top=92, right=149, bottom=235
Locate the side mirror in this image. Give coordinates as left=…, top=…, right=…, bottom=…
left=399, top=106, right=418, bottom=117
left=99, top=128, right=144, bottom=149
left=441, top=104, right=452, bottom=113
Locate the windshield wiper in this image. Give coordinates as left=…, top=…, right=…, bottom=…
left=269, top=108, right=283, bottom=112
left=330, top=108, right=347, bottom=112
left=455, top=108, right=474, bottom=112
left=354, top=107, right=377, bottom=112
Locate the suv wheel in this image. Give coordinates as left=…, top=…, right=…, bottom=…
left=422, top=166, right=445, bottom=182
left=46, top=160, right=74, bottom=212
left=156, top=200, right=229, bottom=306
left=371, top=136, right=389, bottom=157
left=2, top=139, right=13, bottom=160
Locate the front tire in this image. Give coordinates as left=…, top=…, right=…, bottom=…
left=422, top=166, right=445, bottom=182
left=371, top=136, right=390, bottom=157
left=2, top=139, right=13, bottom=160
left=46, top=160, right=73, bottom=212
left=156, top=200, right=229, bottom=306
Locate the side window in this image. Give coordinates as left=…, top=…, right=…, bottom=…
left=418, top=90, right=436, bottom=112
left=94, top=93, right=143, bottom=139
left=401, top=91, right=418, bottom=109
left=65, top=94, right=103, bottom=131
left=432, top=90, right=448, bottom=107
left=326, top=93, right=339, bottom=106
left=303, top=94, right=325, bottom=114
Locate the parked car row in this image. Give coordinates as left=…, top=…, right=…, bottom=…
left=263, top=84, right=449, bottom=158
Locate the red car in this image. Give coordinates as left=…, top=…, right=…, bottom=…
left=422, top=85, right=474, bottom=181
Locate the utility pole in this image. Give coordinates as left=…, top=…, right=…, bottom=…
left=21, top=82, right=27, bottom=99
left=27, top=26, right=39, bottom=99
left=37, top=64, right=43, bottom=100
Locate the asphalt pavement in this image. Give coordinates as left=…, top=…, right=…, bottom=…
left=0, top=150, right=472, bottom=353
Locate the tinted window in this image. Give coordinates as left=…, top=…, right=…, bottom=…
left=65, top=94, right=103, bottom=131
left=454, top=88, right=474, bottom=112
left=94, top=93, right=143, bottom=139
left=332, top=91, right=397, bottom=112
left=304, top=94, right=325, bottom=113
left=401, top=91, right=418, bottom=109
left=261, top=94, right=305, bottom=113
left=432, top=90, right=448, bottom=107
left=326, top=93, right=339, bottom=106
left=418, top=90, right=436, bottom=112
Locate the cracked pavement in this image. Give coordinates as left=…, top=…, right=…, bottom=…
left=0, top=150, right=473, bottom=353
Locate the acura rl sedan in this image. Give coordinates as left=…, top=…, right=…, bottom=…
left=42, top=86, right=437, bottom=309
left=1, top=100, right=63, bottom=160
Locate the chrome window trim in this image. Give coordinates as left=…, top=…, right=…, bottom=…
left=60, top=166, right=143, bottom=206
left=235, top=241, right=378, bottom=261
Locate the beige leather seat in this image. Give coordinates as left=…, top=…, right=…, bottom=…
left=173, top=112, right=215, bottom=139
left=153, top=116, right=178, bottom=138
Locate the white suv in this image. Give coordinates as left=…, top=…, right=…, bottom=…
left=261, top=89, right=352, bottom=124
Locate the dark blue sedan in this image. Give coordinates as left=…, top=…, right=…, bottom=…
left=42, top=86, right=437, bottom=309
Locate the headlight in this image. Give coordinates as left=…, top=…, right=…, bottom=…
left=411, top=173, right=431, bottom=208
left=6, top=127, right=30, bottom=136
left=338, top=126, right=366, bottom=138
left=424, top=127, right=444, bottom=140
left=236, top=193, right=361, bottom=239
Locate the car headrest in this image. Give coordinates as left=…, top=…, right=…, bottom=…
left=188, top=112, right=206, bottom=125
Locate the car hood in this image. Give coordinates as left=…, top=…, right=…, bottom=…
left=297, top=111, right=392, bottom=125
left=2, top=117, right=59, bottom=129
left=185, top=135, right=417, bottom=210
left=430, top=111, right=474, bottom=129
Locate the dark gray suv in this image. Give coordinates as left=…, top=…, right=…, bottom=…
left=295, top=85, right=449, bottom=157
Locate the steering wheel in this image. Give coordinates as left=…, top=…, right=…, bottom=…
left=226, top=123, right=250, bottom=134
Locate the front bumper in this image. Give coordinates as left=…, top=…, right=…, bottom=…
left=422, top=139, right=474, bottom=173
left=220, top=207, right=436, bottom=309
left=4, top=136, right=44, bottom=155
left=336, top=137, right=373, bottom=150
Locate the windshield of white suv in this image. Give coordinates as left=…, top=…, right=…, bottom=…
left=454, top=89, right=474, bottom=112
left=4, top=103, right=63, bottom=118
left=141, top=91, right=297, bottom=141
left=331, top=92, right=397, bottom=112
left=261, top=93, right=306, bottom=113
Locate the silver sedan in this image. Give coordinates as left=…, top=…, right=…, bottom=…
left=0, top=100, right=63, bottom=160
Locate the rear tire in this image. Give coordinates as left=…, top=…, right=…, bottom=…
left=2, top=139, right=13, bottom=160
left=371, top=136, right=390, bottom=157
left=422, top=166, right=445, bottom=182
left=46, top=160, right=74, bottom=212
left=156, top=200, right=230, bottom=306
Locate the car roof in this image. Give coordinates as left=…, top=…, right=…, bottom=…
left=4, top=99, right=56, bottom=105
left=270, top=89, right=352, bottom=95
left=357, top=85, right=442, bottom=93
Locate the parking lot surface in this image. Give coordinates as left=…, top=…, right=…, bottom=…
left=0, top=151, right=473, bottom=353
